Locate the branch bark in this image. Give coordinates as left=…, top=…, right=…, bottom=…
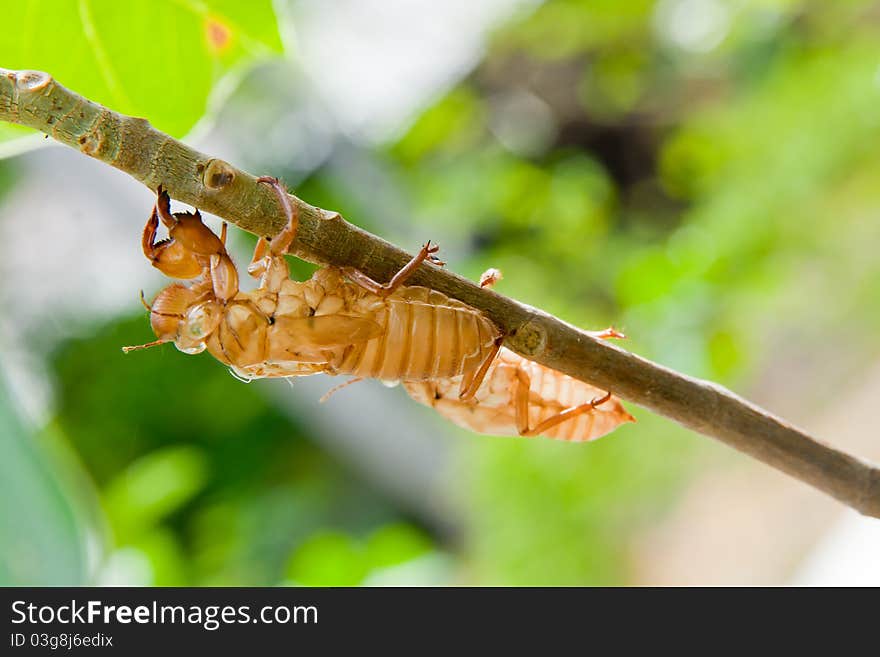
left=2, top=68, right=879, bottom=518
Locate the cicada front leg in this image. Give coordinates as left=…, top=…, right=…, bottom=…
left=142, top=185, right=239, bottom=303
left=141, top=204, right=204, bottom=280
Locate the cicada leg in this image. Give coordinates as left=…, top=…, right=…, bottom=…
left=141, top=204, right=205, bottom=280
left=341, top=241, right=445, bottom=298
left=319, top=377, right=365, bottom=403
left=479, top=267, right=503, bottom=288
left=257, top=176, right=299, bottom=256
left=457, top=336, right=503, bottom=401
left=251, top=176, right=302, bottom=294
left=589, top=327, right=626, bottom=340
left=513, top=367, right=612, bottom=438
left=147, top=185, right=239, bottom=301
left=247, top=236, right=270, bottom=278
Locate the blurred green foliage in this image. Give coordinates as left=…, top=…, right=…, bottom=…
left=48, top=316, right=438, bottom=585
left=0, top=371, right=88, bottom=585
left=285, top=524, right=433, bottom=586
left=298, top=0, right=880, bottom=582
left=0, top=0, right=282, bottom=147
left=3, top=0, right=880, bottom=586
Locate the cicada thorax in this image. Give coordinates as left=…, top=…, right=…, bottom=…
left=204, top=269, right=375, bottom=379
left=203, top=264, right=500, bottom=385
left=204, top=296, right=269, bottom=368
left=204, top=286, right=328, bottom=378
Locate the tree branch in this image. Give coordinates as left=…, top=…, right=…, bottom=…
left=3, top=68, right=879, bottom=518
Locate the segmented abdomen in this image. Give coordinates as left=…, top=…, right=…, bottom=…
left=516, top=356, right=628, bottom=441
left=337, top=286, right=499, bottom=381
left=404, top=348, right=634, bottom=442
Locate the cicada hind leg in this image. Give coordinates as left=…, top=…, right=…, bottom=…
left=341, top=241, right=445, bottom=298
left=513, top=367, right=613, bottom=439
left=457, top=336, right=503, bottom=401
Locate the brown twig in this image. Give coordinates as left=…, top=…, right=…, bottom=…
left=2, top=68, right=878, bottom=518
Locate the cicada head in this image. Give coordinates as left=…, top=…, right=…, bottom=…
left=124, top=284, right=223, bottom=355
left=147, top=284, right=210, bottom=354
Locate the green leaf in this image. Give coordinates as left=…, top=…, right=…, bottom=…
left=284, top=531, right=369, bottom=586
left=0, top=370, right=89, bottom=585
left=365, top=523, right=432, bottom=571
left=103, top=445, right=209, bottom=544
left=0, top=0, right=283, bottom=145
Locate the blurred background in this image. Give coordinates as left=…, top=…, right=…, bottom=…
left=1, top=0, right=880, bottom=586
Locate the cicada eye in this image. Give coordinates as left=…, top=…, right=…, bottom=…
left=176, top=341, right=207, bottom=355
left=185, top=302, right=222, bottom=339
